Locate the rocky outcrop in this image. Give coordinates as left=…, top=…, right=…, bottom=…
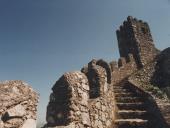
left=0, top=80, right=39, bottom=128
left=152, top=47, right=170, bottom=97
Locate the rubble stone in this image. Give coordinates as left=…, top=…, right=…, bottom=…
left=21, top=119, right=36, bottom=128
left=6, top=104, right=26, bottom=117
left=0, top=80, right=39, bottom=128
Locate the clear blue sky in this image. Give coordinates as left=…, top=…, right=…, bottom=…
left=0, top=0, right=170, bottom=123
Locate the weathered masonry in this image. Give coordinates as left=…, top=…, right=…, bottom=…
left=44, top=16, right=170, bottom=128
left=0, top=80, right=39, bottom=128
left=116, top=16, right=159, bottom=68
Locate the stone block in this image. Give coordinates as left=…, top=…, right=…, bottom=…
left=21, top=119, right=36, bottom=128
left=7, top=104, right=26, bottom=117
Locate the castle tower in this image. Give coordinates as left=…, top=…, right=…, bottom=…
left=116, top=16, right=159, bottom=68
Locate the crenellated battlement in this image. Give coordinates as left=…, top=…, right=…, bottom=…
left=118, top=57, right=126, bottom=67
left=46, top=59, right=115, bottom=127
left=109, top=61, right=118, bottom=71
left=110, top=53, right=136, bottom=69
left=45, top=56, right=138, bottom=127
left=110, top=53, right=138, bottom=84
left=127, top=16, right=148, bottom=25
left=116, top=16, right=158, bottom=68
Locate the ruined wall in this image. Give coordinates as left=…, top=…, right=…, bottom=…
left=87, top=59, right=109, bottom=98
left=96, top=59, right=112, bottom=84
left=0, top=80, right=39, bottom=128
left=87, top=59, right=115, bottom=128
left=110, top=53, right=138, bottom=85
left=44, top=16, right=169, bottom=128
left=45, top=59, right=115, bottom=128
left=116, top=16, right=159, bottom=68
left=127, top=47, right=170, bottom=98
left=88, top=90, right=115, bottom=128
left=46, top=71, right=90, bottom=127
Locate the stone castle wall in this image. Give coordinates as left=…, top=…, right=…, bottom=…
left=116, top=16, right=159, bottom=68
left=110, top=53, right=138, bottom=85
left=45, top=59, right=115, bottom=128
left=0, top=16, right=169, bottom=128
left=46, top=71, right=90, bottom=127
left=44, top=16, right=170, bottom=128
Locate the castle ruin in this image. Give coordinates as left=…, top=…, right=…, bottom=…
left=44, top=16, right=170, bottom=128
left=116, top=16, right=159, bottom=68
left=0, top=16, right=170, bottom=128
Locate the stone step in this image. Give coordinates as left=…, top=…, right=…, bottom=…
left=114, top=92, right=137, bottom=97
left=113, top=90, right=132, bottom=94
left=117, top=110, right=147, bottom=119
left=116, top=103, right=146, bottom=110
left=113, top=86, right=127, bottom=89
left=113, top=89, right=130, bottom=92
left=116, top=97, right=144, bottom=103
left=114, top=119, right=148, bottom=128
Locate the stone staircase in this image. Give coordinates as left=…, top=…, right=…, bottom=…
left=113, top=84, right=149, bottom=128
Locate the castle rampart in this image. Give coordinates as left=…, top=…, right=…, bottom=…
left=116, top=16, right=159, bottom=68
left=45, top=59, right=115, bottom=128
left=96, top=59, right=112, bottom=84
left=47, top=71, right=90, bottom=127
left=44, top=16, right=170, bottom=128
left=110, top=53, right=138, bottom=84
